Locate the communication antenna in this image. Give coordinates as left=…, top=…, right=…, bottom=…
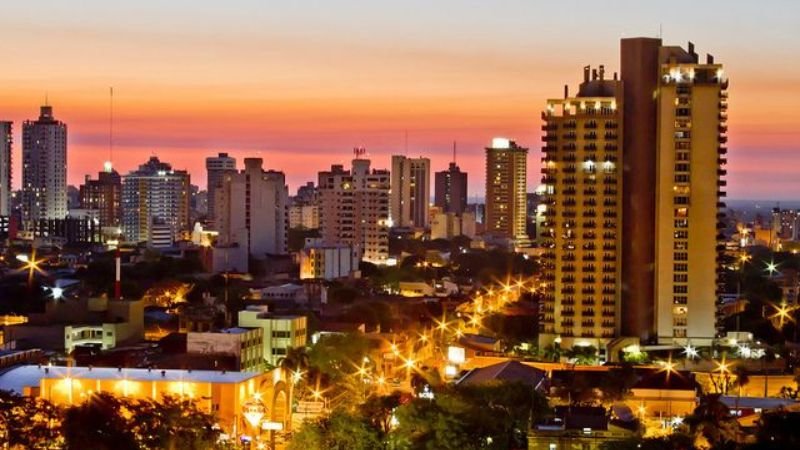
left=453, top=141, right=457, bottom=165
left=109, top=87, right=114, bottom=168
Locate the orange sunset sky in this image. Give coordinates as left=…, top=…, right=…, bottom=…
left=1, top=1, right=799, bottom=199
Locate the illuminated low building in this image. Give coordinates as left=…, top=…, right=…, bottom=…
left=187, top=327, right=264, bottom=372
left=299, top=241, right=359, bottom=281
left=238, top=306, right=307, bottom=366
left=0, top=365, right=290, bottom=433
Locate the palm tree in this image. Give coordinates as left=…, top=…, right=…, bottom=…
left=684, top=394, right=740, bottom=449
left=277, top=346, right=310, bottom=428
left=733, top=364, right=750, bottom=413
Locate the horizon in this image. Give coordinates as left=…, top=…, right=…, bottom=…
left=2, top=1, right=799, bottom=200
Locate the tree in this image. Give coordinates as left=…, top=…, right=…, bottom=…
left=288, top=409, right=381, bottom=450
left=61, top=392, right=138, bottom=450
left=682, top=394, right=740, bottom=450
left=127, top=395, right=220, bottom=450
left=307, top=333, right=373, bottom=381
left=747, top=410, right=800, bottom=449
left=0, top=390, right=62, bottom=449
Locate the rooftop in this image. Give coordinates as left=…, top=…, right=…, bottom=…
left=0, top=365, right=260, bottom=394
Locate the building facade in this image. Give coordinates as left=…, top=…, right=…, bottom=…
left=299, top=241, right=359, bottom=280
left=485, top=138, right=529, bottom=245
left=0, top=122, right=11, bottom=216
left=434, top=162, right=467, bottom=214
left=539, top=66, right=623, bottom=349
left=215, top=157, right=288, bottom=256
left=205, top=153, right=236, bottom=226
left=121, top=157, right=190, bottom=244
left=80, top=164, right=122, bottom=229
left=317, top=157, right=390, bottom=265
left=22, top=106, right=68, bottom=223
left=390, top=155, right=430, bottom=228
left=237, top=306, right=307, bottom=366
left=652, top=44, right=727, bottom=345
left=187, top=327, right=264, bottom=372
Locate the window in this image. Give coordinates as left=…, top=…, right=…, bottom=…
left=674, top=274, right=688, bottom=283
left=674, top=241, right=688, bottom=250
left=674, top=263, right=688, bottom=272
left=674, top=252, right=688, bottom=261
left=673, top=285, right=688, bottom=294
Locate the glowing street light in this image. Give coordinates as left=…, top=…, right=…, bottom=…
left=771, top=302, right=795, bottom=328
left=683, top=344, right=699, bottom=359
left=765, top=260, right=779, bottom=276
left=49, top=286, right=64, bottom=300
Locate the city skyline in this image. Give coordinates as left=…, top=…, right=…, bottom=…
left=0, top=2, right=798, bottom=199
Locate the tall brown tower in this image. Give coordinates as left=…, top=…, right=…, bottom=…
left=620, top=37, right=662, bottom=342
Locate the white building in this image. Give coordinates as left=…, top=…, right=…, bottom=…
left=300, top=240, right=359, bottom=280
left=390, top=155, right=430, bottom=228
left=0, top=121, right=11, bottom=216
left=121, top=157, right=190, bottom=244
left=205, top=153, right=236, bottom=226
left=430, top=207, right=477, bottom=240
left=22, top=106, right=68, bottom=223
left=237, top=306, right=307, bottom=365
left=317, top=157, right=390, bottom=265
left=215, top=158, right=288, bottom=257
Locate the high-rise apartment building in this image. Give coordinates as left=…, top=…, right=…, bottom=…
left=121, top=157, right=190, bottom=244
left=317, top=155, right=390, bottom=265
left=0, top=122, right=11, bottom=216
left=215, top=158, right=288, bottom=256
left=434, top=162, right=468, bottom=214
left=485, top=138, right=529, bottom=245
left=390, top=155, right=430, bottom=228
left=540, top=39, right=726, bottom=349
left=652, top=43, right=727, bottom=345
left=22, top=106, right=68, bottom=223
left=205, top=153, right=237, bottom=226
left=80, top=163, right=122, bottom=229
left=539, top=65, right=623, bottom=349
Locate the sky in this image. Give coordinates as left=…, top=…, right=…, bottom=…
left=1, top=1, right=799, bottom=200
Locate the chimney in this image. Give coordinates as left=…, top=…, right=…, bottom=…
left=583, top=65, right=590, bottom=82
left=599, top=65, right=605, bottom=80
left=707, top=54, right=715, bottom=64
left=564, top=84, right=569, bottom=99
left=613, top=72, right=618, bottom=81
left=591, top=68, right=598, bottom=80
left=688, top=41, right=695, bottom=55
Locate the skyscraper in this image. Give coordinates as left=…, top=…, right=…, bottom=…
left=215, top=158, right=288, bottom=256
left=540, top=39, right=726, bottom=350
left=390, top=155, right=430, bottom=228
left=539, top=65, right=623, bottom=349
left=80, top=162, right=122, bottom=229
left=485, top=138, right=529, bottom=245
left=317, top=154, right=390, bottom=265
left=0, top=122, right=11, bottom=216
left=205, top=152, right=237, bottom=226
left=22, top=105, right=67, bottom=223
left=434, top=162, right=467, bottom=214
left=121, top=157, right=190, bottom=244
left=652, top=43, right=727, bottom=345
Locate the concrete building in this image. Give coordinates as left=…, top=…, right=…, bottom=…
left=539, top=65, right=623, bottom=349
left=317, top=156, right=391, bottom=265
left=0, top=121, right=11, bottom=216
left=237, top=306, right=307, bottom=366
left=5, top=296, right=144, bottom=353
left=121, top=157, right=190, bottom=244
left=434, top=162, right=467, bottom=214
left=299, top=241, right=359, bottom=280
left=205, top=153, right=236, bottom=226
left=0, top=365, right=285, bottom=434
left=430, top=207, right=476, bottom=240
left=80, top=163, right=122, bottom=230
left=620, top=38, right=727, bottom=345
left=215, top=157, right=288, bottom=257
left=390, top=155, right=430, bottom=229
left=22, top=106, right=68, bottom=223
left=187, top=327, right=264, bottom=372
left=391, top=155, right=430, bottom=229
left=289, top=204, right=319, bottom=229
left=652, top=42, right=727, bottom=345
left=485, top=138, right=529, bottom=246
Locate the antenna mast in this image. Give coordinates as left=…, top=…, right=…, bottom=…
left=109, top=87, right=114, bottom=167
left=453, top=141, right=457, bottom=164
